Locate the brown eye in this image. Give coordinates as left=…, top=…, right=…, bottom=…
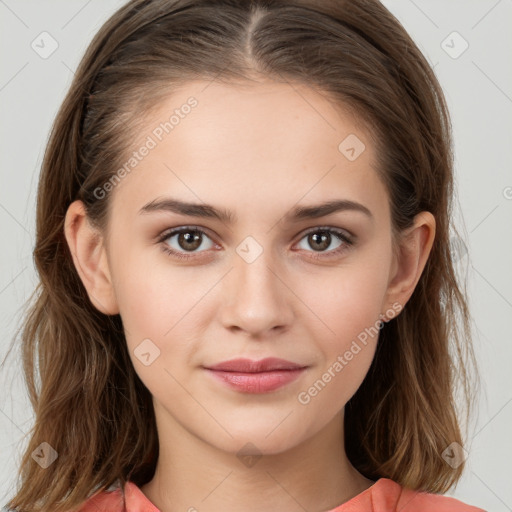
left=295, top=227, right=353, bottom=258
left=159, top=227, right=215, bottom=257
left=176, top=230, right=203, bottom=251
left=307, top=231, right=333, bottom=251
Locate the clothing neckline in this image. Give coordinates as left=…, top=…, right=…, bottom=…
left=123, top=477, right=388, bottom=511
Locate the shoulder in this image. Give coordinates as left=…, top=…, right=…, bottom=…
left=0, top=485, right=126, bottom=512
left=374, top=478, right=486, bottom=512
left=76, top=482, right=125, bottom=512
left=2, top=482, right=159, bottom=512
left=77, top=480, right=161, bottom=512
left=333, top=478, right=486, bottom=512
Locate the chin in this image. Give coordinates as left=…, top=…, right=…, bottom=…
left=197, top=417, right=312, bottom=457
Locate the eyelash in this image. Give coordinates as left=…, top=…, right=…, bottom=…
left=156, top=225, right=354, bottom=261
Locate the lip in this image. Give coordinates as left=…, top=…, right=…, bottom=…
left=203, top=357, right=308, bottom=393
left=206, top=357, right=305, bottom=372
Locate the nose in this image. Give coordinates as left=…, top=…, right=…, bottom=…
left=219, top=243, right=294, bottom=338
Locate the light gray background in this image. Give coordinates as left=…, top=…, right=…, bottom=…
left=1, top=1, right=511, bottom=510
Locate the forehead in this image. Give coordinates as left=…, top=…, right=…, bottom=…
left=109, top=79, right=387, bottom=224
left=141, top=79, right=373, bottom=161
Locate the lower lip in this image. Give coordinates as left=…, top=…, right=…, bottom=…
left=204, top=368, right=306, bottom=393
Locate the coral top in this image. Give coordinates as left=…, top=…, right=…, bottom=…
left=78, top=478, right=485, bottom=511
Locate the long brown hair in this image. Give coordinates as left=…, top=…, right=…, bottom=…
left=3, top=0, right=477, bottom=510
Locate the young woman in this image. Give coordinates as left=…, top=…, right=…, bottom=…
left=3, top=0, right=483, bottom=511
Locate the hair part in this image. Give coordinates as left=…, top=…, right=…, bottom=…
left=3, top=0, right=477, bottom=510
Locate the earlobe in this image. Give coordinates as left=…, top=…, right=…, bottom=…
left=383, top=211, right=436, bottom=315
left=63, top=200, right=119, bottom=315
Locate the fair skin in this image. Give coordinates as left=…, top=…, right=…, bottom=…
left=64, top=80, right=435, bottom=512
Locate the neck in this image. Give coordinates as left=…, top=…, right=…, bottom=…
left=140, top=407, right=373, bottom=512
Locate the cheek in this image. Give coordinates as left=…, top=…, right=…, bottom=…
left=110, top=244, right=188, bottom=333
left=114, top=273, right=172, bottom=342
left=111, top=249, right=214, bottom=378
left=294, top=252, right=391, bottom=406
left=114, top=263, right=197, bottom=402
left=301, top=253, right=391, bottom=344
left=295, top=277, right=384, bottom=421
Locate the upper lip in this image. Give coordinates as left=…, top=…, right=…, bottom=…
left=204, top=357, right=306, bottom=373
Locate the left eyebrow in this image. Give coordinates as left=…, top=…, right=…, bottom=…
left=284, top=199, right=373, bottom=222
left=138, top=197, right=373, bottom=223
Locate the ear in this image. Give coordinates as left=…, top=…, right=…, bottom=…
left=382, top=211, right=436, bottom=319
left=63, top=200, right=119, bottom=315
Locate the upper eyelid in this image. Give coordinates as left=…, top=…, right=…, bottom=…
left=159, top=225, right=217, bottom=243
left=300, top=225, right=353, bottom=239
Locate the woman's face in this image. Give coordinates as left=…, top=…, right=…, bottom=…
left=81, top=80, right=409, bottom=454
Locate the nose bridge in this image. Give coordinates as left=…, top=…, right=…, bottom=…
left=219, top=236, right=292, bottom=335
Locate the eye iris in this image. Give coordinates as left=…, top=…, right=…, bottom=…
left=309, top=231, right=331, bottom=251
left=178, top=231, right=202, bottom=251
